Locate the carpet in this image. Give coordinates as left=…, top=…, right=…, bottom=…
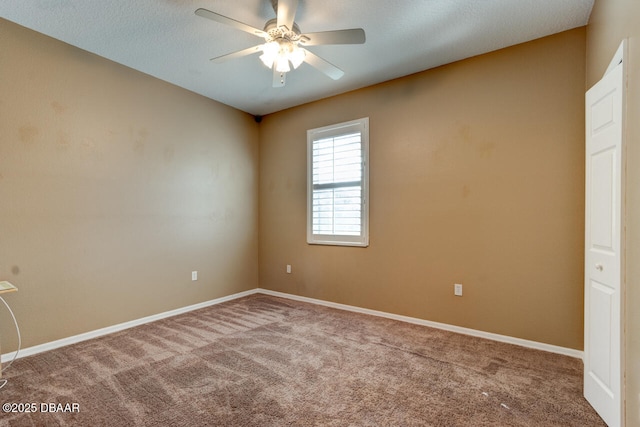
left=0, top=294, right=605, bottom=426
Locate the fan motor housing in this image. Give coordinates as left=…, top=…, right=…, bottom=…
left=263, top=18, right=302, bottom=43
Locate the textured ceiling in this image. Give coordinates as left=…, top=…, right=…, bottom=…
left=0, top=0, right=594, bottom=116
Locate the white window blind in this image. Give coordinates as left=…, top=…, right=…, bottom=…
left=307, top=118, right=369, bottom=247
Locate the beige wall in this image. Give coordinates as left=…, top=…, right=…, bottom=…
left=259, top=28, right=587, bottom=350
left=0, top=19, right=259, bottom=349
left=587, top=1, right=640, bottom=425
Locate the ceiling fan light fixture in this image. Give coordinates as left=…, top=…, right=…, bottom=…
left=196, top=1, right=363, bottom=87
left=262, top=39, right=304, bottom=73
left=275, top=55, right=291, bottom=73
left=289, top=45, right=306, bottom=69
left=259, top=41, right=280, bottom=68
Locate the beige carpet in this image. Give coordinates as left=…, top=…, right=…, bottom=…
left=0, top=294, right=605, bottom=426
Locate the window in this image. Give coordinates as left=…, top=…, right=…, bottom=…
left=307, top=117, right=369, bottom=247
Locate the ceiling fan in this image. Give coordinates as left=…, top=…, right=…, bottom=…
left=195, top=0, right=365, bottom=87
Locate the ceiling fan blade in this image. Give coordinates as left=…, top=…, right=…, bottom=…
left=276, top=0, right=298, bottom=31
left=302, top=49, right=344, bottom=80
left=273, top=68, right=286, bottom=88
left=210, top=45, right=263, bottom=63
left=300, top=29, right=366, bottom=46
left=195, top=8, right=266, bottom=38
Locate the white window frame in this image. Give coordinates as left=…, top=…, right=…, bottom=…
left=307, top=117, right=369, bottom=247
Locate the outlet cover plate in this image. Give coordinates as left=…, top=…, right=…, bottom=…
left=454, top=283, right=463, bottom=296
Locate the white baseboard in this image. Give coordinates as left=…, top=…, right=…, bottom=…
left=1, top=289, right=259, bottom=364
left=2, top=287, right=583, bottom=363
left=256, top=288, right=584, bottom=360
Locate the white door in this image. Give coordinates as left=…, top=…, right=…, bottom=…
left=584, top=42, right=625, bottom=427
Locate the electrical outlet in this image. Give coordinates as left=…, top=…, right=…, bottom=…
left=286, top=264, right=292, bottom=274
left=454, top=283, right=463, bottom=296
left=192, top=271, right=198, bottom=281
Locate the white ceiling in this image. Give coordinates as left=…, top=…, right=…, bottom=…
left=1, top=0, right=594, bottom=116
